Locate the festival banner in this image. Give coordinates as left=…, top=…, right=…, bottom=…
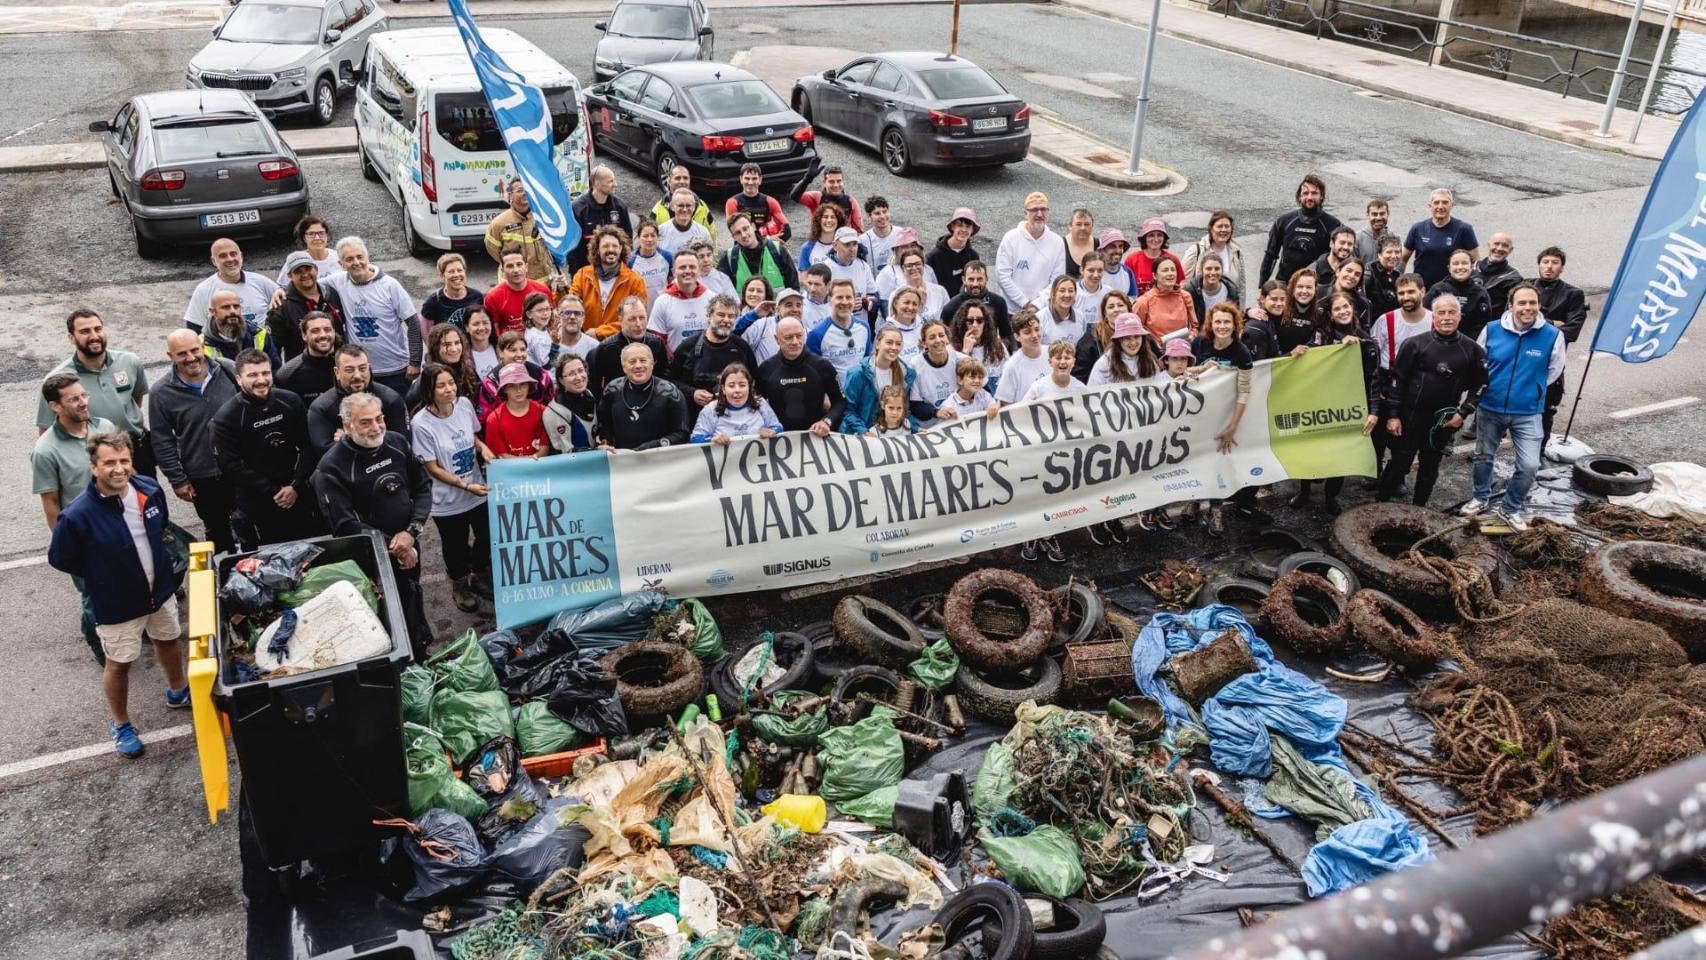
left=487, top=345, right=1376, bottom=627
left=1591, top=91, right=1706, bottom=363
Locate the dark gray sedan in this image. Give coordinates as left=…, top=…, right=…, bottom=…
left=791, top=51, right=1030, bottom=176
left=92, top=89, right=310, bottom=258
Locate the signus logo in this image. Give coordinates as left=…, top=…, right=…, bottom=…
left=1273, top=405, right=1366, bottom=431
left=763, top=557, right=832, bottom=576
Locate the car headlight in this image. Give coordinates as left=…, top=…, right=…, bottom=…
left=595, top=57, right=622, bottom=72
left=277, top=67, right=306, bottom=81
left=186, top=63, right=201, bottom=79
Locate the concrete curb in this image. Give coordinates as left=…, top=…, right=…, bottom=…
left=1028, top=109, right=1185, bottom=193
left=0, top=127, right=357, bottom=175
left=1053, top=0, right=1667, bottom=162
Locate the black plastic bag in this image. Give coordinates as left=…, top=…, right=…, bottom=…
left=489, top=796, right=591, bottom=886
left=463, top=736, right=524, bottom=803
left=235, top=542, right=323, bottom=590
left=401, top=809, right=486, bottom=902
left=462, top=736, right=550, bottom=846
left=512, top=655, right=628, bottom=737
left=477, top=629, right=525, bottom=687
left=544, top=592, right=668, bottom=657
left=219, top=570, right=275, bottom=616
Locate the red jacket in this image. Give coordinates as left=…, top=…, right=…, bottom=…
left=484, top=280, right=551, bottom=336
left=1123, top=250, right=1185, bottom=297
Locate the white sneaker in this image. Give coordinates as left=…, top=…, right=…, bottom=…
left=1495, top=509, right=1529, bottom=533
left=1458, top=498, right=1489, bottom=517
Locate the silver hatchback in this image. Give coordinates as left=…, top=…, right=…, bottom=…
left=92, top=90, right=310, bottom=259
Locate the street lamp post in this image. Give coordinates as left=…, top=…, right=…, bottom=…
left=1629, top=0, right=1684, bottom=143
left=1598, top=0, right=1649, bottom=136
left=1127, top=0, right=1164, bottom=175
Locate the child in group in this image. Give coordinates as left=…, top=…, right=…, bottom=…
left=869, top=385, right=915, bottom=438
left=522, top=291, right=558, bottom=369
left=1136, top=339, right=1200, bottom=532
left=691, top=364, right=783, bottom=444
left=932, top=356, right=996, bottom=426
left=1186, top=302, right=1255, bottom=536
left=991, top=310, right=1050, bottom=413
left=1087, top=313, right=1167, bottom=387
left=1021, top=340, right=1086, bottom=402
left=483, top=362, right=549, bottom=458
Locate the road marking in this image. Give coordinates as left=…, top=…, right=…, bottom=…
left=1607, top=396, right=1700, bottom=420
left=0, top=722, right=193, bottom=782
left=0, top=554, right=48, bottom=571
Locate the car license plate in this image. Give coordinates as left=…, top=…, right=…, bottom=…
left=200, top=209, right=260, bottom=228
left=746, top=137, right=791, bottom=156
left=973, top=117, right=1008, bottom=132
left=453, top=210, right=497, bottom=226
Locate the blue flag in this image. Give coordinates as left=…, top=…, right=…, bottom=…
left=1592, top=94, right=1706, bottom=363
left=446, top=0, right=580, bottom=267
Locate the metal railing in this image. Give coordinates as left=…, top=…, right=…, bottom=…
left=1209, top=0, right=1706, bottom=115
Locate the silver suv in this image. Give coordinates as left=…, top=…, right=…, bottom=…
left=187, top=0, right=386, bottom=126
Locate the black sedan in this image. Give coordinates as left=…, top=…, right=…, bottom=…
left=583, top=61, right=819, bottom=191
left=91, top=89, right=309, bottom=258
left=791, top=51, right=1030, bottom=176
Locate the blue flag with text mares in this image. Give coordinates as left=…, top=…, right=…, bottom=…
left=1593, top=94, right=1706, bottom=363
left=446, top=0, right=581, bottom=266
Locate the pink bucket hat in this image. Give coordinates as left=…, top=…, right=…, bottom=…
left=497, top=363, right=536, bottom=388
left=1113, top=313, right=1147, bottom=339
left=1162, top=339, right=1195, bottom=360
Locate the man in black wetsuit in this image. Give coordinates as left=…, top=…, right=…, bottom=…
left=1533, top=245, right=1588, bottom=441
left=313, top=390, right=433, bottom=658
left=597, top=342, right=690, bottom=450
left=211, top=349, right=319, bottom=548
left=590, top=296, right=668, bottom=396
left=1377, top=296, right=1488, bottom=506
left=306, top=345, right=409, bottom=460
left=758, top=317, right=845, bottom=436
left=1260, top=173, right=1343, bottom=285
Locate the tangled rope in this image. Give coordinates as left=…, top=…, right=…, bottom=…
left=1405, top=521, right=1525, bottom=625
left=1415, top=677, right=1581, bottom=834
left=1505, top=519, right=1586, bottom=570
left=1576, top=499, right=1706, bottom=548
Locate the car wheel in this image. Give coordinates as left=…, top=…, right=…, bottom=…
left=358, top=130, right=380, bottom=182
left=399, top=195, right=428, bottom=257
left=108, top=171, right=121, bottom=199
left=794, top=91, right=813, bottom=124
left=132, top=216, right=162, bottom=260
left=881, top=127, right=911, bottom=176
left=653, top=148, right=680, bottom=188
left=311, top=77, right=336, bottom=126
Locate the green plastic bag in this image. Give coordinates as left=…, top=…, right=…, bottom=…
left=750, top=690, right=828, bottom=747
left=401, top=665, right=435, bottom=727
left=430, top=688, right=515, bottom=765
left=426, top=629, right=500, bottom=695
left=907, top=639, right=960, bottom=692
left=973, top=743, right=1017, bottom=825
left=836, top=784, right=899, bottom=827
left=277, top=559, right=377, bottom=613
left=405, top=722, right=486, bottom=819
left=977, top=824, right=1086, bottom=898
left=684, top=599, right=725, bottom=660
left=515, top=700, right=584, bottom=757
left=817, top=706, right=904, bottom=803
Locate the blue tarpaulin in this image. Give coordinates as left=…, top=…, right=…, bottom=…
left=1132, top=604, right=1432, bottom=897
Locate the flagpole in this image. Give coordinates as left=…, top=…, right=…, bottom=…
left=1560, top=348, right=1599, bottom=442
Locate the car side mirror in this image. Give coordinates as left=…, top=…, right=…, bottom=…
left=594, top=20, right=607, bottom=30
left=822, top=69, right=837, bottom=82
left=698, top=25, right=713, bottom=36
left=89, top=120, right=111, bottom=133
left=324, top=28, right=342, bottom=43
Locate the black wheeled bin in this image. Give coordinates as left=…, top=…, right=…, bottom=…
left=213, top=532, right=413, bottom=869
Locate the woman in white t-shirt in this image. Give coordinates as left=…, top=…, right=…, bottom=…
left=1087, top=312, right=1168, bottom=387
left=411, top=363, right=495, bottom=612
left=274, top=214, right=343, bottom=286
left=465, top=308, right=500, bottom=380
left=909, top=320, right=965, bottom=429
left=892, top=249, right=950, bottom=322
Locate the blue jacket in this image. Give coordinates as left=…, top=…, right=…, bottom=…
left=48, top=475, right=181, bottom=625
left=1477, top=312, right=1565, bottom=417
left=841, top=359, right=918, bottom=435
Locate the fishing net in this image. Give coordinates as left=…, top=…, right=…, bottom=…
left=1577, top=499, right=1706, bottom=549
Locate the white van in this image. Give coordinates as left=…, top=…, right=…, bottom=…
left=354, top=27, right=591, bottom=254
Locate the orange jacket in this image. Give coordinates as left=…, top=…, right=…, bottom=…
left=571, top=264, right=650, bottom=339
left=1133, top=287, right=1198, bottom=342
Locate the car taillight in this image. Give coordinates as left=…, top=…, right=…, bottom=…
left=140, top=169, right=185, bottom=190
left=419, top=107, right=436, bottom=202
left=792, top=126, right=815, bottom=143
left=701, top=134, right=745, bottom=152
left=1013, top=104, right=1030, bottom=122
left=258, top=159, right=298, bottom=181
left=929, top=110, right=967, bottom=129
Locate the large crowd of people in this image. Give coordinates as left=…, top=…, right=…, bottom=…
left=32, top=160, right=1589, bottom=756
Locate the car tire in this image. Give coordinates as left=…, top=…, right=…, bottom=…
left=311, top=76, right=336, bottom=126
left=932, top=874, right=1036, bottom=960
left=905, top=593, right=948, bottom=642
left=132, top=217, right=163, bottom=260
left=1049, top=581, right=1104, bottom=652
left=1572, top=453, right=1654, bottom=497
left=1196, top=576, right=1271, bottom=619
left=1240, top=527, right=1316, bottom=582
left=794, top=91, right=813, bottom=124
left=400, top=193, right=428, bottom=257
left=358, top=130, right=380, bottom=182
left=944, top=569, right=1055, bottom=673
left=1579, top=540, right=1706, bottom=656
left=1345, top=589, right=1444, bottom=670
left=599, top=641, right=703, bottom=717
left=829, top=878, right=909, bottom=936
left=653, top=148, right=681, bottom=189
left=985, top=897, right=1106, bottom=960
left=881, top=126, right=912, bottom=177
left=108, top=171, right=121, bottom=199
left=834, top=595, right=926, bottom=669
left=1328, top=503, right=1499, bottom=612
left=1258, top=571, right=1350, bottom=657
left=1274, top=551, right=1361, bottom=596
left=830, top=664, right=905, bottom=720
left=955, top=658, right=1063, bottom=724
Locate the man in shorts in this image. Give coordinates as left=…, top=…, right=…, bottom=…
left=48, top=431, right=188, bottom=758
